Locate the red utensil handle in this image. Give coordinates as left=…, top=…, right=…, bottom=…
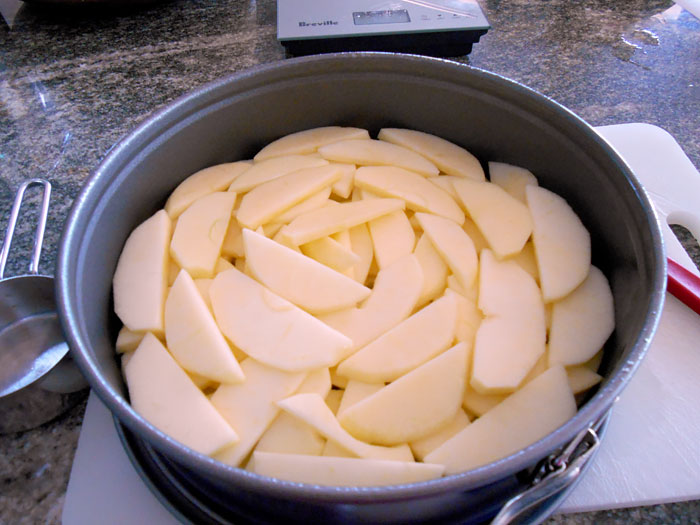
left=667, top=258, right=700, bottom=316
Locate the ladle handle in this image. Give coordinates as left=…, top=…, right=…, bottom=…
left=0, top=178, right=52, bottom=279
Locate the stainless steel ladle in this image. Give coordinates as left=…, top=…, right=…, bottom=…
left=0, top=178, right=86, bottom=434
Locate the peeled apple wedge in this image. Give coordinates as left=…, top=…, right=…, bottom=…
left=452, top=178, right=533, bottom=258
left=281, top=198, right=405, bottom=246
left=424, top=365, right=576, bottom=474
left=211, top=358, right=306, bottom=467
left=125, top=333, right=238, bottom=456
left=526, top=185, right=591, bottom=302
left=165, top=161, right=251, bottom=219
left=339, top=342, right=469, bottom=445
left=414, top=212, right=478, bottom=291
left=367, top=210, right=416, bottom=270
left=210, top=268, right=352, bottom=372
left=274, top=187, right=332, bottom=224
left=409, top=409, right=470, bottom=461
left=254, top=126, right=370, bottom=161
left=348, top=223, right=374, bottom=284
left=355, top=166, right=465, bottom=224
left=301, top=235, right=359, bottom=274
left=488, top=162, right=538, bottom=203
left=336, top=381, right=384, bottom=418
left=331, top=163, right=357, bottom=199
left=336, top=293, right=458, bottom=384
left=566, top=365, right=603, bottom=394
left=472, top=251, right=546, bottom=393
left=319, top=139, right=439, bottom=177
left=378, top=128, right=485, bottom=181
left=252, top=452, right=444, bottom=487
left=278, top=393, right=414, bottom=462
left=115, top=326, right=144, bottom=354
left=229, top=155, right=329, bottom=193
left=319, top=255, right=424, bottom=356
left=243, top=228, right=371, bottom=315
left=548, top=265, right=615, bottom=366
left=413, top=234, right=448, bottom=307
left=165, top=270, right=244, bottom=384
left=113, top=209, right=171, bottom=337
left=170, top=191, right=236, bottom=278
left=236, top=165, right=343, bottom=230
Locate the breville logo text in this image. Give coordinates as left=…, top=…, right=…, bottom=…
left=299, top=20, right=339, bottom=27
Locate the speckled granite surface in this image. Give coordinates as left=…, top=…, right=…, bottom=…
left=0, top=0, right=698, bottom=523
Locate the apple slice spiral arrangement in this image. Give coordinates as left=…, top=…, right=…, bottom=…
left=113, top=126, right=615, bottom=486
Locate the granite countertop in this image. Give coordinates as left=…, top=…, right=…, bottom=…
left=1, top=0, right=699, bottom=523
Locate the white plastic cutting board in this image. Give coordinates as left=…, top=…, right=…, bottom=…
left=62, top=124, right=700, bottom=524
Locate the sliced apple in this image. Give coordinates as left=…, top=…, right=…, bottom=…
left=236, top=165, right=342, bottom=230
left=348, top=223, right=374, bottom=285
left=367, top=210, right=416, bottom=270
left=409, top=409, right=470, bottom=461
left=548, top=265, right=615, bottom=366
left=566, top=365, right=603, bottom=394
left=336, top=293, right=458, bottom=384
left=282, top=198, right=405, bottom=246
left=337, top=380, right=384, bottom=418
left=167, top=259, right=180, bottom=287
left=325, top=389, right=343, bottom=415
left=319, top=255, right=423, bottom=357
left=220, top=217, right=244, bottom=258
left=113, top=209, right=171, bottom=337
left=355, top=166, right=465, bottom=224
left=277, top=393, right=414, bottom=462
left=301, top=235, right=359, bottom=274
left=243, top=229, right=370, bottom=314
left=210, top=268, right=352, bottom=371
left=488, top=162, right=538, bottom=203
left=115, top=326, right=144, bottom=354
left=424, top=365, right=576, bottom=474
left=414, top=212, right=478, bottom=291
left=452, top=178, right=533, bottom=258
left=413, top=234, right=448, bottom=307
left=462, top=384, right=507, bottom=417
left=170, top=191, right=236, bottom=278
left=427, top=175, right=461, bottom=200
left=462, top=218, right=489, bottom=255
left=165, top=270, right=244, bottom=384
left=254, top=127, right=370, bottom=161
left=229, top=155, right=329, bottom=193
left=252, top=452, right=443, bottom=486
left=338, top=342, right=469, bottom=445
left=254, top=412, right=325, bottom=457
left=274, top=187, right=332, bottom=224
left=211, top=358, right=306, bottom=467
left=319, top=139, right=439, bottom=177
left=507, top=241, right=539, bottom=283
left=526, top=185, right=591, bottom=302
left=125, top=333, right=238, bottom=456
left=378, top=128, right=484, bottom=181
left=331, top=163, right=356, bottom=199
left=444, top=289, right=482, bottom=345
left=165, top=161, right=251, bottom=219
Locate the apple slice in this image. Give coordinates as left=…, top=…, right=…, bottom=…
left=444, top=289, right=482, bottom=345
left=125, top=333, right=238, bottom=456
left=254, top=127, right=370, bottom=161
left=330, top=163, right=356, bottom=199
left=378, top=128, right=485, bottom=181
left=243, top=229, right=370, bottom=314
left=507, top=241, right=539, bottom=283
left=414, top=212, right=478, bottom=291
left=548, top=265, right=615, bottom=366
left=414, top=234, right=448, bottom=307
left=325, top=389, right=343, bottom=415
left=368, top=210, right=416, bottom=269
left=336, top=293, right=458, bottom=384
left=113, top=209, right=171, bottom=337
left=252, top=452, right=443, bottom=486
left=115, top=326, right=144, bottom=354
left=274, top=187, right=332, bottom=224
left=526, top=185, right=591, bottom=302
left=566, top=365, right=603, bottom=394
left=488, top=162, right=538, bottom=203
left=228, top=155, right=329, bottom=193
left=319, top=139, right=439, bottom=177
left=319, top=255, right=423, bottom=357
left=301, top=235, right=359, bottom=274
left=170, top=191, right=236, bottom=278
left=338, top=342, right=469, bottom=445
left=165, top=161, right=251, bottom=219
left=355, top=166, right=465, bottom=224
left=211, top=358, right=306, bottom=467
left=337, top=380, right=384, bottom=418
left=277, top=393, right=414, bottom=462
left=452, top=178, right=533, bottom=258
left=221, top=217, right=244, bottom=258
left=210, top=267, right=352, bottom=371
left=348, top=223, right=374, bottom=285
left=428, top=175, right=461, bottom=200
left=282, top=198, right=405, bottom=246
left=424, top=365, right=576, bottom=474
left=462, top=384, right=507, bottom=417
left=409, top=409, right=470, bottom=461
left=236, top=165, right=343, bottom=230
left=165, top=270, right=244, bottom=384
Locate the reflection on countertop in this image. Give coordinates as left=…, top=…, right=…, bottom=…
left=0, top=0, right=699, bottom=523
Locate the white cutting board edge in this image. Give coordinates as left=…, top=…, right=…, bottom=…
left=62, top=123, right=700, bottom=524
